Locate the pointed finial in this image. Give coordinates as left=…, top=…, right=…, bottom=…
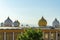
left=55, top=18, right=57, bottom=21
left=42, top=16, right=43, bottom=18
left=7, top=16, right=10, bottom=19
left=41, top=16, right=44, bottom=19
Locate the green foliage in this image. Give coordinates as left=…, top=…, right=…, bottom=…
left=17, top=28, right=43, bottom=40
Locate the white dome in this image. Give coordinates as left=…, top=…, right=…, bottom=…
left=4, top=17, right=13, bottom=27
left=52, top=18, right=59, bottom=27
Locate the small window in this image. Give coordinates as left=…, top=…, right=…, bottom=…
left=51, top=39, right=53, bottom=40
left=58, top=34, right=60, bottom=37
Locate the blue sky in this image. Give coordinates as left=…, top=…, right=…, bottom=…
left=0, top=0, right=60, bottom=26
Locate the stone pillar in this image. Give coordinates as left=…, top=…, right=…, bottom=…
left=4, top=32, right=6, bottom=40
left=56, top=31, right=58, bottom=40
left=49, top=32, right=51, bottom=40
left=43, top=32, right=44, bottom=40
left=13, top=32, right=14, bottom=40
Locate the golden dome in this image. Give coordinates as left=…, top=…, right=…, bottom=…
left=38, top=17, right=47, bottom=26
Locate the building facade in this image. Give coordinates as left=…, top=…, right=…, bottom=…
left=0, top=17, right=60, bottom=40
left=0, top=17, right=21, bottom=40
left=0, top=28, right=22, bottom=40
left=38, top=17, right=60, bottom=40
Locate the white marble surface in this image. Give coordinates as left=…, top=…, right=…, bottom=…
left=0, top=27, right=22, bottom=29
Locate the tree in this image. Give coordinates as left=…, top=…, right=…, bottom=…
left=17, top=28, right=43, bottom=40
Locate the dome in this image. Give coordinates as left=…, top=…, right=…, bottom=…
left=13, top=20, right=20, bottom=27
left=4, top=17, right=13, bottom=27
left=38, top=17, right=47, bottom=26
left=1, top=22, right=4, bottom=27
left=52, top=18, right=59, bottom=27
